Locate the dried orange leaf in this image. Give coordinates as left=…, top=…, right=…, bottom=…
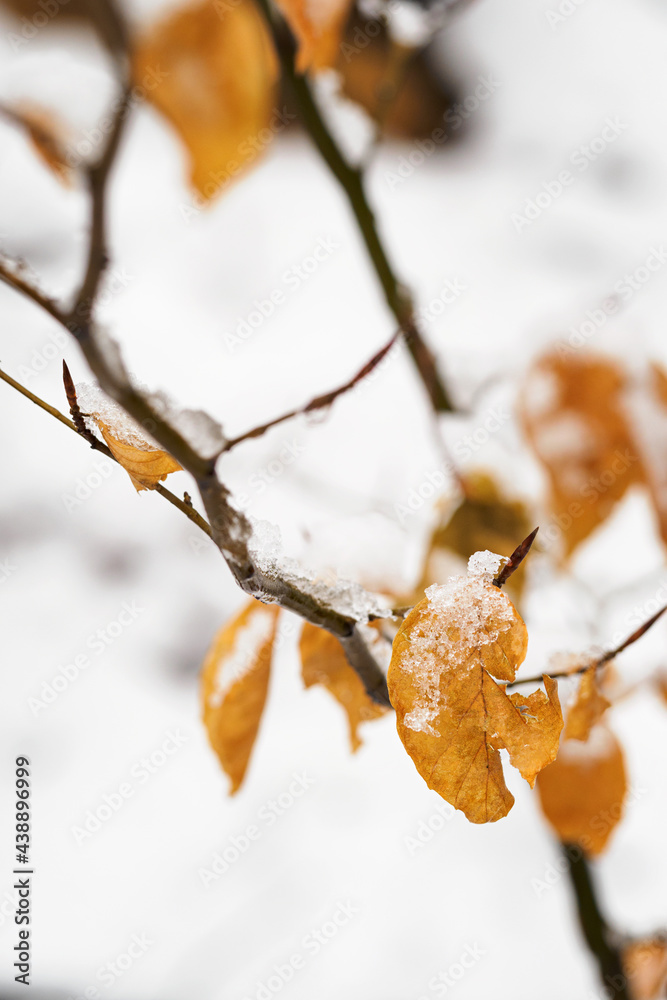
left=521, top=351, right=643, bottom=556
left=201, top=599, right=280, bottom=794
left=5, top=102, right=72, bottom=185
left=536, top=725, right=627, bottom=854
left=300, top=622, right=387, bottom=752
left=133, top=0, right=277, bottom=200
left=388, top=564, right=563, bottom=824
left=623, top=938, right=667, bottom=1000
left=275, top=0, right=353, bottom=71
left=565, top=666, right=611, bottom=741
left=95, top=420, right=182, bottom=492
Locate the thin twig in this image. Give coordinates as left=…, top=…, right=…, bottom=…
left=256, top=0, right=454, bottom=415
left=0, top=365, right=213, bottom=539
left=0, top=260, right=67, bottom=325
left=507, top=604, right=667, bottom=690
left=225, top=330, right=400, bottom=450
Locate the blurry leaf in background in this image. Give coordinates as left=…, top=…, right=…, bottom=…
left=521, top=351, right=644, bottom=558
left=565, top=666, right=611, bottom=742
left=201, top=600, right=280, bottom=794
left=0, top=102, right=72, bottom=185
left=388, top=574, right=562, bottom=823
left=94, top=420, right=182, bottom=492
left=629, top=362, right=667, bottom=549
left=133, top=0, right=277, bottom=200
left=300, top=622, right=388, bottom=751
left=275, top=0, right=354, bottom=72
left=418, top=470, right=532, bottom=606
left=623, top=938, right=667, bottom=1000
left=536, top=724, right=627, bottom=855
left=336, top=14, right=459, bottom=140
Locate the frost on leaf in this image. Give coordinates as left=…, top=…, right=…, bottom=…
left=275, top=0, right=354, bottom=72
left=565, top=665, right=611, bottom=741
left=201, top=599, right=280, bottom=794
left=536, top=724, right=627, bottom=855
left=300, top=622, right=388, bottom=752
left=133, top=0, right=277, bottom=200
left=521, top=351, right=643, bottom=557
left=388, top=565, right=563, bottom=824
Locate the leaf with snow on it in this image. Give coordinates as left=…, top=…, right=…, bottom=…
left=388, top=562, right=563, bottom=824
left=201, top=599, right=280, bottom=794
left=275, top=0, right=354, bottom=71
left=521, top=351, right=643, bottom=557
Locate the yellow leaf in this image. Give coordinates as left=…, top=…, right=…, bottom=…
left=623, top=939, right=667, bottom=1000
left=521, top=351, right=643, bottom=556
left=565, top=666, right=611, bottom=741
left=95, top=420, right=182, bottom=492
left=6, top=102, right=72, bottom=186
left=133, top=0, right=277, bottom=200
left=387, top=570, right=563, bottom=823
left=201, top=599, right=280, bottom=794
left=536, top=725, right=627, bottom=854
left=275, top=0, right=353, bottom=71
left=300, top=622, right=387, bottom=752
left=419, top=471, right=533, bottom=605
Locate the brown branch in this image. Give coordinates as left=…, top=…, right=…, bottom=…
left=0, top=0, right=392, bottom=706
left=0, top=365, right=213, bottom=539
left=562, top=845, right=631, bottom=1000
left=225, top=330, right=400, bottom=450
left=0, top=260, right=67, bottom=326
left=508, top=604, right=667, bottom=690
left=255, top=0, right=454, bottom=415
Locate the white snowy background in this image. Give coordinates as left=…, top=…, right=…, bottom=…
left=1, top=0, right=667, bottom=997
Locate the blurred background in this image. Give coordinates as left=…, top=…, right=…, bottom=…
left=1, top=0, right=667, bottom=996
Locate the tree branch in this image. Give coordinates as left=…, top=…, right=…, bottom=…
left=507, top=604, right=667, bottom=690
left=562, top=845, right=631, bottom=1000
left=224, top=329, right=399, bottom=450
left=0, top=365, right=213, bottom=538
left=256, top=0, right=454, bottom=415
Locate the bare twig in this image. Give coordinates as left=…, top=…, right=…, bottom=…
left=0, top=260, right=67, bottom=326
left=256, top=0, right=454, bottom=415
left=0, top=365, right=213, bottom=539
left=225, top=330, right=400, bottom=450
left=507, top=604, right=667, bottom=690
left=493, top=527, right=539, bottom=588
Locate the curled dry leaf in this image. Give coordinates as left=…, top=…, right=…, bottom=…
left=623, top=938, right=667, bottom=1000
left=388, top=561, right=563, bottom=823
left=201, top=599, right=280, bottom=794
left=536, top=724, right=627, bottom=855
left=565, top=665, right=611, bottom=741
left=133, top=0, right=277, bottom=200
left=300, top=622, right=388, bottom=752
left=418, top=471, right=533, bottom=606
left=521, top=350, right=643, bottom=557
left=95, top=420, right=182, bottom=492
left=275, top=0, right=354, bottom=72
